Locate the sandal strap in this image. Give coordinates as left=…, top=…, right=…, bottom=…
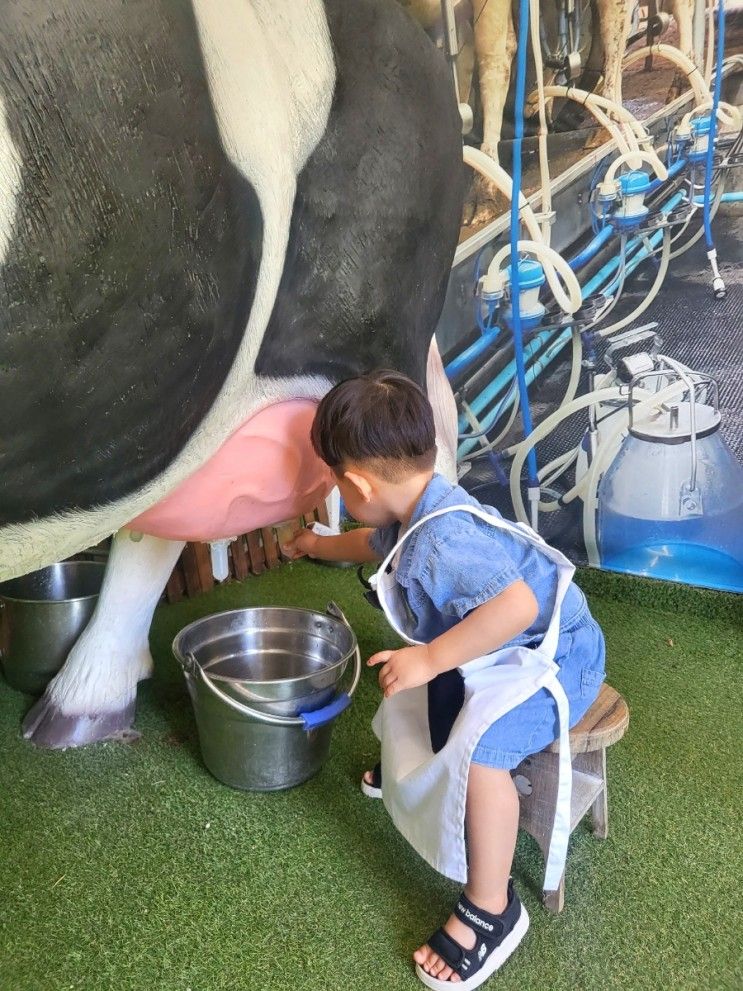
left=424, top=885, right=521, bottom=982
left=454, top=885, right=513, bottom=942
left=426, top=925, right=486, bottom=982
left=370, top=762, right=382, bottom=789
left=427, top=927, right=467, bottom=972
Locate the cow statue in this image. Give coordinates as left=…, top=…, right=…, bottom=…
left=0, top=0, right=465, bottom=748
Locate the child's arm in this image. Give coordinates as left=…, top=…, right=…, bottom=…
left=282, top=527, right=381, bottom=564
left=368, top=580, right=539, bottom=697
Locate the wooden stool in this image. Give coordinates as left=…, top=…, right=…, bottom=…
left=511, top=683, right=629, bottom=913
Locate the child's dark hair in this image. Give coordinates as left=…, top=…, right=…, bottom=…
left=311, top=370, right=437, bottom=481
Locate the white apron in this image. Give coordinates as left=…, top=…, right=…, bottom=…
left=369, top=504, right=574, bottom=893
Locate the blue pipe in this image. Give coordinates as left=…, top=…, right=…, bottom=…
left=568, top=224, right=615, bottom=271
left=457, top=329, right=556, bottom=431
left=704, top=0, right=725, bottom=252
left=509, top=0, right=539, bottom=488
left=694, top=191, right=743, bottom=205
left=458, top=331, right=573, bottom=458
left=446, top=323, right=503, bottom=379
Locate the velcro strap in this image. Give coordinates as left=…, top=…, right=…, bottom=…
left=455, top=893, right=503, bottom=939
left=427, top=928, right=467, bottom=972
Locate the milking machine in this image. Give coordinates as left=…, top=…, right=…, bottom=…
left=441, top=0, right=743, bottom=589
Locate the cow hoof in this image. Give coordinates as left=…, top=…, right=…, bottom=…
left=666, top=75, right=685, bottom=104
left=583, top=128, right=608, bottom=152
left=463, top=173, right=504, bottom=229
left=22, top=696, right=138, bottom=749
left=552, top=103, right=590, bottom=133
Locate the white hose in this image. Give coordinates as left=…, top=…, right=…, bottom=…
left=529, top=0, right=552, bottom=246
left=603, top=150, right=669, bottom=185
left=540, top=85, right=640, bottom=162
left=596, top=227, right=671, bottom=337
left=463, top=146, right=545, bottom=243
left=540, top=85, right=667, bottom=176
left=540, top=449, right=579, bottom=488
left=561, top=326, right=584, bottom=407
left=679, top=100, right=743, bottom=136
left=508, top=374, right=687, bottom=526
left=489, top=392, right=521, bottom=451
left=508, top=387, right=626, bottom=523
left=486, top=240, right=583, bottom=313
left=546, top=88, right=651, bottom=149
left=704, top=0, right=715, bottom=87
left=623, top=44, right=708, bottom=103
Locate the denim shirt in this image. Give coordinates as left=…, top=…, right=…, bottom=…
left=369, top=474, right=586, bottom=648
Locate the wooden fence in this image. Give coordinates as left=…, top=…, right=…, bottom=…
left=164, top=503, right=330, bottom=602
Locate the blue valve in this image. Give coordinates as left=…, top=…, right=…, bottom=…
left=503, top=257, right=546, bottom=330
left=689, top=113, right=713, bottom=163
left=612, top=169, right=652, bottom=230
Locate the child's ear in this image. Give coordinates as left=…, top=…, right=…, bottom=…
left=343, top=469, right=373, bottom=503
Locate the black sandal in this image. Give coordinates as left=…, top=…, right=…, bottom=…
left=360, top=761, right=382, bottom=799
left=415, top=882, right=529, bottom=990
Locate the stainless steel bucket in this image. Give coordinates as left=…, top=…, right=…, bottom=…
left=0, top=562, right=106, bottom=695
left=172, top=602, right=361, bottom=791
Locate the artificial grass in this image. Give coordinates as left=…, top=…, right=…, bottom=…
left=0, top=561, right=741, bottom=991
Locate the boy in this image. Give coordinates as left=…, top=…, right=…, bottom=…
left=284, top=371, right=605, bottom=990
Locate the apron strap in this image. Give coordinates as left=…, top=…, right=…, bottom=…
left=541, top=673, right=573, bottom=892
left=372, top=503, right=575, bottom=660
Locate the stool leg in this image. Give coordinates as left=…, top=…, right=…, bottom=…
left=543, top=874, right=565, bottom=914
left=575, top=747, right=609, bottom=839
left=513, top=752, right=568, bottom=913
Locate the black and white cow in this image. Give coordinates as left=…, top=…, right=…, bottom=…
left=0, top=0, right=465, bottom=747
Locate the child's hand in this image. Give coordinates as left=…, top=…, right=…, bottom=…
left=281, top=528, right=319, bottom=560
left=367, top=644, right=434, bottom=697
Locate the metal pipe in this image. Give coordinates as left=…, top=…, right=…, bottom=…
left=440, top=0, right=461, bottom=103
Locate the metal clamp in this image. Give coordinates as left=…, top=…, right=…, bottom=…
left=183, top=601, right=361, bottom=731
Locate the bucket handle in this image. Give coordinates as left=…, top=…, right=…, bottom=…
left=182, top=601, right=361, bottom=731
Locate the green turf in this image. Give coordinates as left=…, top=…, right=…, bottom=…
left=1, top=562, right=741, bottom=991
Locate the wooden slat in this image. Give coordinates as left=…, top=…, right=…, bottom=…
left=246, top=529, right=266, bottom=575
left=193, top=542, right=214, bottom=594
left=230, top=536, right=250, bottom=580
left=165, top=565, right=186, bottom=604
left=261, top=527, right=280, bottom=570
left=315, top=499, right=330, bottom=526
left=180, top=545, right=203, bottom=599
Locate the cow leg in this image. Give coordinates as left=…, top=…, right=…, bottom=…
left=22, top=531, right=185, bottom=748
left=466, top=0, right=516, bottom=225
left=427, top=337, right=458, bottom=484
left=597, top=0, right=630, bottom=105
left=574, top=0, right=630, bottom=150
left=475, top=0, right=516, bottom=162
